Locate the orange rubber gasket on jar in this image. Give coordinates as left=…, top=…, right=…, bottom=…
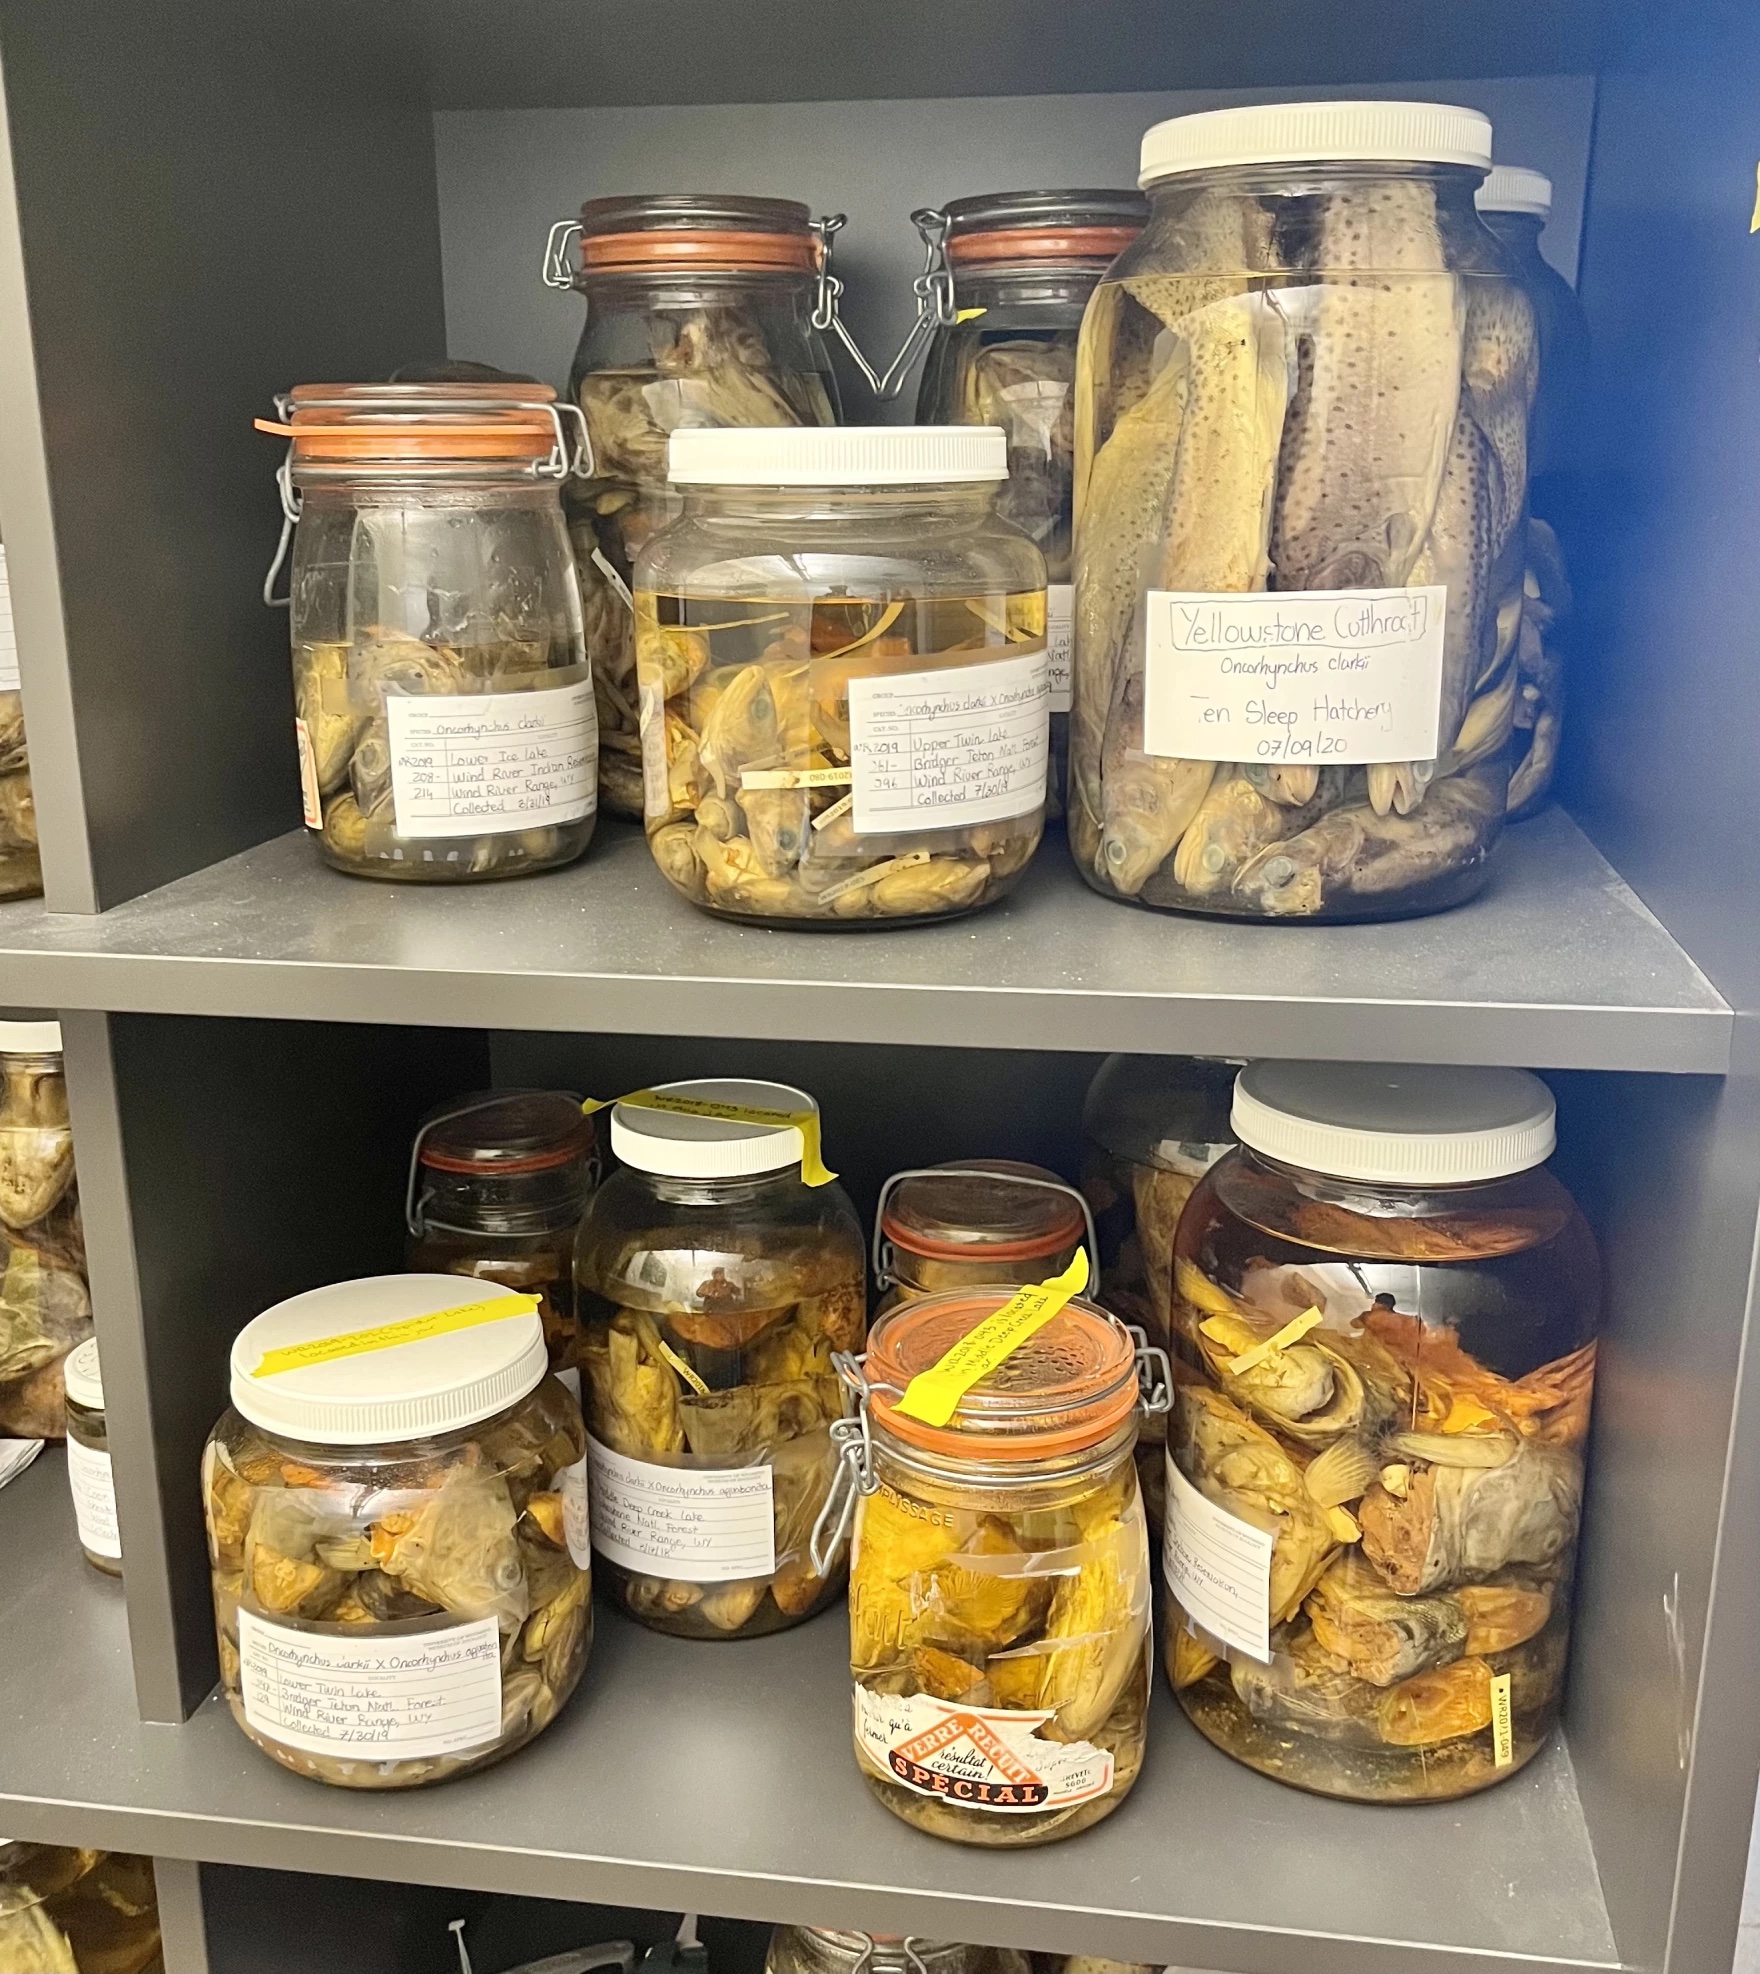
left=947, top=225, right=1142, bottom=265
left=579, top=229, right=819, bottom=273
left=866, top=1289, right=1139, bottom=1462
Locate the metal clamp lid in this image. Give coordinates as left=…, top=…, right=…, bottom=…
left=871, top=1164, right=1098, bottom=1290
left=405, top=1091, right=592, bottom=1239
left=811, top=208, right=956, bottom=406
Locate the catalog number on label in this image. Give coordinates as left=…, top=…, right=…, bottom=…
left=1046, top=585, right=1073, bottom=715
left=853, top=1686, right=1114, bottom=1812
left=585, top=1435, right=775, bottom=1582
left=1163, top=1454, right=1273, bottom=1663
left=1143, top=586, right=1446, bottom=766
left=387, top=678, right=598, bottom=838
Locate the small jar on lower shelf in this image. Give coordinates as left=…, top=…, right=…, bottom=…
left=767, top=1930, right=1029, bottom=1974
left=834, top=1286, right=1159, bottom=1846
left=63, top=1337, right=120, bottom=1575
left=203, top=1276, right=592, bottom=1790
left=0, top=1841, right=161, bottom=1971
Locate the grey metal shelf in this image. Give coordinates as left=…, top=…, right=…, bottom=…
left=0, top=1450, right=1618, bottom=1974
left=0, top=813, right=1730, bottom=1072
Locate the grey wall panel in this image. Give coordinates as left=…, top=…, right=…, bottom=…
left=436, top=75, right=1595, bottom=414
left=0, top=2, right=445, bottom=910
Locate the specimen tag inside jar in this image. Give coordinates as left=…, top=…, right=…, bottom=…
left=848, top=646, right=1050, bottom=834
left=895, top=1248, right=1090, bottom=1428
left=237, top=1606, right=501, bottom=1760
left=252, top=1293, right=541, bottom=1377
left=1163, top=1453, right=1273, bottom=1663
left=1207, top=1304, right=1322, bottom=1377
left=1141, top=586, right=1447, bottom=765
left=853, top=1686, right=1114, bottom=1813
left=385, top=677, right=598, bottom=838
left=294, top=718, right=323, bottom=829
left=582, top=1089, right=837, bottom=1187
left=585, top=1434, right=776, bottom=1582
left=1490, top=1671, right=1514, bottom=1767
left=738, top=765, right=854, bottom=791
left=1046, top=584, right=1073, bottom=715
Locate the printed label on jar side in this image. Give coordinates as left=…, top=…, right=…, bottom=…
left=387, top=678, right=598, bottom=839
left=1046, top=585, right=1073, bottom=714
left=66, top=1434, right=121, bottom=1559
left=848, top=646, right=1050, bottom=835
left=853, top=1686, right=1114, bottom=1813
left=557, top=1452, right=593, bottom=1570
left=1164, top=1454, right=1273, bottom=1663
left=236, top=1606, right=501, bottom=1761
left=1142, top=586, right=1446, bottom=766
left=1151, top=1138, right=1234, bottom=1180
left=0, top=545, right=20, bottom=693
left=585, top=1434, right=775, bottom=1582
left=294, top=718, right=323, bottom=829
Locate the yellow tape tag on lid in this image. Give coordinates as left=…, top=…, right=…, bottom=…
left=1222, top=1305, right=1322, bottom=1377
left=582, top=1088, right=837, bottom=1187
left=895, top=1247, right=1090, bottom=1429
left=253, top=1293, right=541, bottom=1378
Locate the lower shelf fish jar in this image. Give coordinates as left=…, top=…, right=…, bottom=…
left=1162, top=1060, right=1600, bottom=1802
left=822, top=1263, right=1165, bottom=1845
left=203, top=1275, right=592, bottom=1789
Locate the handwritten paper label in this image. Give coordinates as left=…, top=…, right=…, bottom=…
left=849, top=648, right=1049, bottom=834
left=237, top=1607, right=501, bottom=1760
left=1046, top=584, right=1073, bottom=714
left=387, top=679, right=597, bottom=838
left=853, top=1687, right=1114, bottom=1813
left=1164, top=1454, right=1274, bottom=1662
left=1143, top=587, right=1446, bottom=765
left=586, top=1435, right=775, bottom=1582
left=66, top=1436, right=121, bottom=1560
left=0, top=546, right=19, bottom=693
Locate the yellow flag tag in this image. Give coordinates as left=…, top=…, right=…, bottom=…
left=896, top=1248, right=1091, bottom=1428
left=253, top=1293, right=540, bottom=1378
left=1490, top=1671, right=1514, bottom=1767
left=655, top=1335, right=711, bottom=1396
left=955, top=306, right=987, bottom=322
left=1224, top=1305, right=1323, bottom=1377
left=582, top=1089, right=836, bottom=1187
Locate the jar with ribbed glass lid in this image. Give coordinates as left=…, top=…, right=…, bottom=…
left=634, top=425, right=1049, bottom=921
left=914, top=189, right=1145, bottom=816
left=574, top=1078, right=864, bottom=1637
left=406, top=1091, right=596, bottom=1379
left=262, top=382, right=596, bottom=881
left=767, top=1930, right=1030, bottom=1974
left=1071, top=103, right=1532, bottom=919
left=545, top=193, right=841, bottom=818
left=0, top=1841, right=161, bottom=1971
left=873, top=1158, right=1093, bottom=1317
left=1164, top=1061, right=1599, bottom=1803
left=203, top=1276, right=591, bottom=1789
left=63, top=1338, right=120, bottom=1576
left=828, top=1283, right=1161, bottom=1845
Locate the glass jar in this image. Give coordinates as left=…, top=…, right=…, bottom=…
left=1476, top=167, right=1586, bottom=822
left=915, top=190, right=1146, bottom=818
left=63, top=1337, right=120, bottom=1576
left=268, top=382, right=597, bottom=881
left=551, top=195, right=841, bottom=820
left=833, top=1287, right=1159, bottom=1846
left=1163, top=1061, right=1600, bottom=1804
left=0, top=1842, right=161, bottom=1972
left=0, top=545, right=41, bottom=901
left=1071, top=103, right=1533, bottom=920
left=767, top=1931, right=1029, bottom=1974
left=634, top=426, right=1049, bottom=922
left=203, top=1276, right=591, bottom=1789
left=0, top=1021, right=89, bottom=1441
left=574, top=1079, right=864, bottom=1636
left=873, top=1160, right=1092, bottom=1318
left=406, top=1091, right=596, bottom=1381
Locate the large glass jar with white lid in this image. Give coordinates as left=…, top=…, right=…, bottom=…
left=831, top=1286, right=1158, bottom=1846
left=632, top=425, right=1049, bottom=922
left=0, top=1841, right=161, bottom=1971
left=914, top=189, right=1146, bottom=817
left=1071, top=103, right=1534, bottom=919
left=873, top=1158, right=1092, bottom=1318
left=550, top=194, right=841, bottom=818
left=202, top=1276, right=592, bottom=1789
left=1163, top=1061, right=1600, bottom=1803
left=267, top=381, right=596, bottom=881
left=406, top=1091, right=596, bottom=1381
left=573, top=1078, right=864, bottom=1636
left=767, top=1930, right=1030, bottom=1974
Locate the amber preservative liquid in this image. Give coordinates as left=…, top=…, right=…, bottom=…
left=633, top=425, right=1049, bottom=923
left=1163, top=1061, right=1600, bottom=1804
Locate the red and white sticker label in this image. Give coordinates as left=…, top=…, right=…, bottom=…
left=853, top=1686, right=1114, bottom=1813
left=294, top=718, right=323, bottom=828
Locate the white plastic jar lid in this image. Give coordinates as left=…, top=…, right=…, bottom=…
left=611, top=1077, right=819, bottom=1179
left=62, top=1336, right=103, bottom=1410
left=1231, top=1060, right=1556, bottom=1184
left=668, top=424, right=1007, bottom=486
left=1477, top=165, right=1553, bottom=218
left=229, top=1275, right=548, bottom=1445
left=1139, top=101, right=1493, bottom=186
left=0, top=1018, right=61, bottom=1054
